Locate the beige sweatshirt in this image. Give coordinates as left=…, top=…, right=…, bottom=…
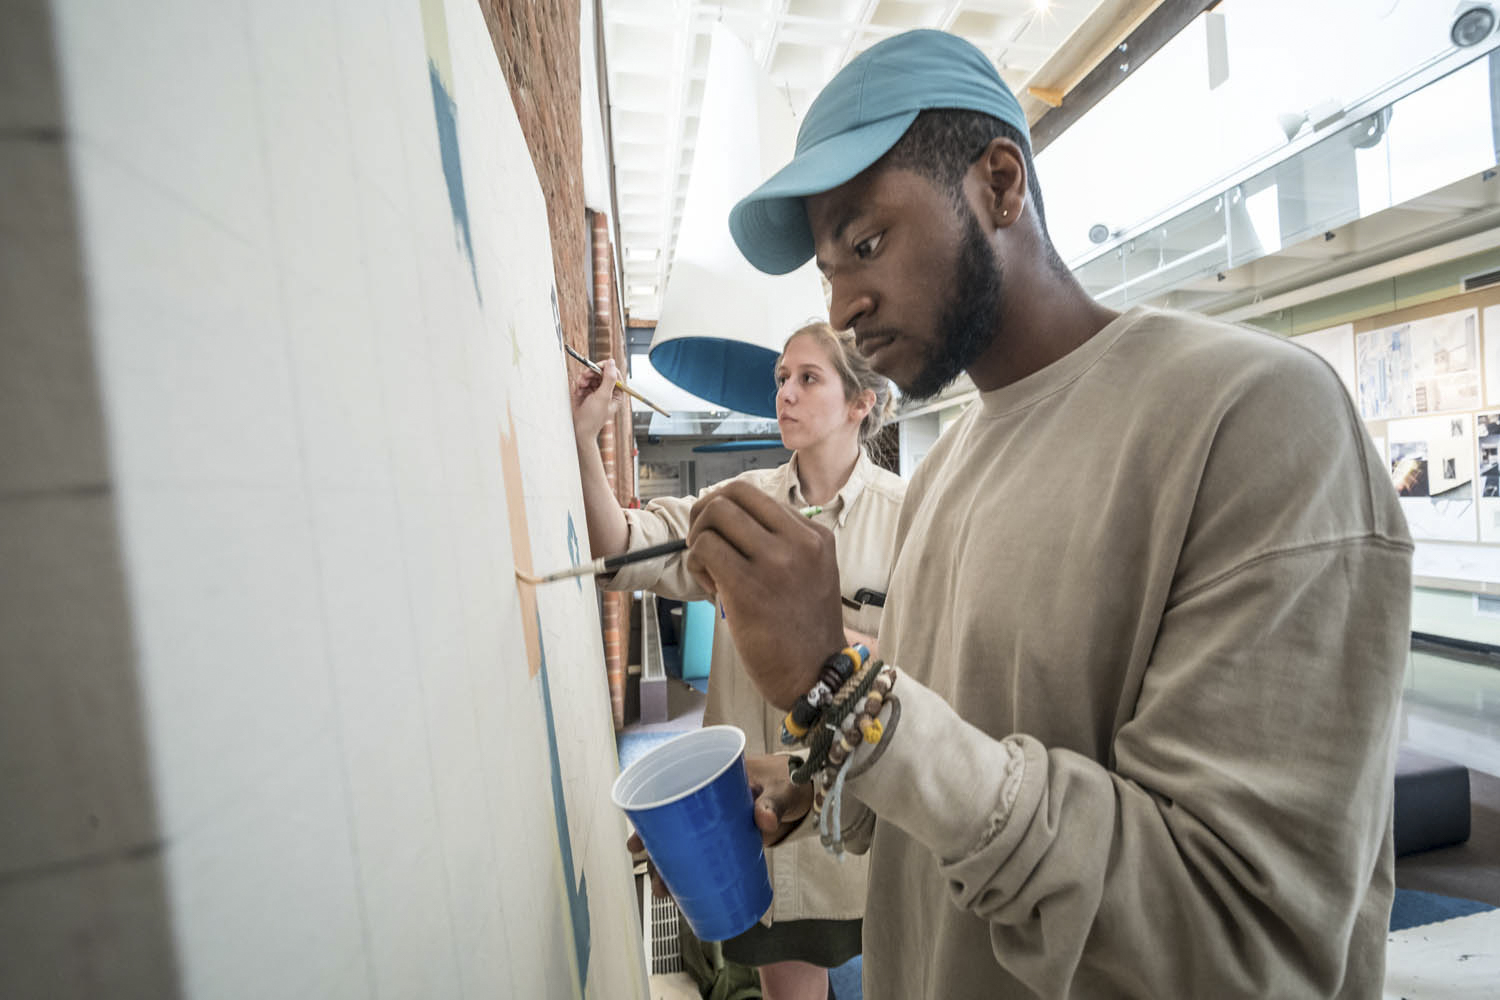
left=835, top=307, right=1412, bottom=998
left=609, top=451, right=906, bottom=923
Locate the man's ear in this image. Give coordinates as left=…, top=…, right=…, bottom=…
left=971, top=137, right=1028, bottom=229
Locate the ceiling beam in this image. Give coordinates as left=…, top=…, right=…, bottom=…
left=1017, top=0, right=1161, bottom=123
left=1029, top=0, right=1219, bottom=153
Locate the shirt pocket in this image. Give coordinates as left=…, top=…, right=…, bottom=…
left=840, top=589, right=885, bottom=642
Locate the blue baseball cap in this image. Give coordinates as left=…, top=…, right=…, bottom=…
left=729, top=29, right=1031, bottom=275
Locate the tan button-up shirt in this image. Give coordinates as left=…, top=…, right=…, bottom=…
left=609, top=451, right=906, bottom=923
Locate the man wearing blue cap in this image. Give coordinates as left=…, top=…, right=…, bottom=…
left=679, top=28, right=1413, bottom=999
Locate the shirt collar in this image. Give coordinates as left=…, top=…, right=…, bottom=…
left=782, top=451, right=873, bottom=527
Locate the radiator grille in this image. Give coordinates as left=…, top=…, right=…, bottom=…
left=642, top=592, right=665, bottom=684
left=642, top=874, right=683, bottom=975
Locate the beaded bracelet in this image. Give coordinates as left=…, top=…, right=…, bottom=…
left=788, top=661, right=883, bottom=785
left=813, top=664, right=898, bottom=855
left=781, top=644, right=869, bottom=745
left=819, top=664, right=895, bottom=781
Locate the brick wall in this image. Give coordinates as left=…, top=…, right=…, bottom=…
left=480, top=0, right=589, bottom=361
left=591, top=210, right=634, bottom=729
left=483, top=2, right=635, bottom=728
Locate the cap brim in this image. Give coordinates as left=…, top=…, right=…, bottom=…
left=729, top=110, right=920, bottom=275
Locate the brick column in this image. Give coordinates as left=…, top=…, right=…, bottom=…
left=590, top=210, right=633, bottom=729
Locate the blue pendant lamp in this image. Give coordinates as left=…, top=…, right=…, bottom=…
left=648, top=24, right=828, bottom=419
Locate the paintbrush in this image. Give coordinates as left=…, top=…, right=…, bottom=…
left=516, top=505, right=823, bottom=586
left=564, top=343, right=672, bottom=418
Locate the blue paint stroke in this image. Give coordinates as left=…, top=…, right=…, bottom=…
left=551, top=286, right=564, bottom=349
left=428, top=62, right=480, bottom=300
left=567, top=514, right=582, bottom=592
left=538, top=619, right=591, bottom=990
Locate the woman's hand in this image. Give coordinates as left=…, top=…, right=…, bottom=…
left=571, top=358, right=622, bottom=447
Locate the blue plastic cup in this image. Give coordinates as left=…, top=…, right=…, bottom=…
left=612, top=725, right=772, bottom=941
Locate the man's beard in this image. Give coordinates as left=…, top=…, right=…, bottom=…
left=900, top=207, right=1003, bottom=402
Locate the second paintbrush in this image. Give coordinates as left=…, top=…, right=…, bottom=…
left=564, top=343, right=672, bottom=418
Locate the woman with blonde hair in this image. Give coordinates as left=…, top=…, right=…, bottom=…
left=572, top=321, right=904, bottom=1000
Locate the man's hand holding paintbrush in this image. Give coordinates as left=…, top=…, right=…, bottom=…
left=684, top=481, right=847, bottom=845
left=685, top=481, right=847, bottom=711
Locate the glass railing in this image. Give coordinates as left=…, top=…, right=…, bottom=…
left=1071, top=50, right=1499, bottom=309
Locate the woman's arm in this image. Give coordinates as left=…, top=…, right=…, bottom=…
left=571, top=359, right=629, bottom=557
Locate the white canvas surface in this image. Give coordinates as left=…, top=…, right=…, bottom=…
left=6, top=0, right=647, bottom=996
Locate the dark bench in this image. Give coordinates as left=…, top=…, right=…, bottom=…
left=1394, top=747, right=1471, bottom=857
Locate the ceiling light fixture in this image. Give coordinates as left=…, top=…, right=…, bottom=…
left=647, top=24, right=826, bottom=419
left=1451, top=2, right=1497, bottom=46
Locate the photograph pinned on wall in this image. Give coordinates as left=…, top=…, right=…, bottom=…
left=1486, top=306, right=1500, bottom=407
left=1389, top=440, right=1429, bottom=497
left=1356, top=309, right=1482, bottom=420
left=1387, top=415, right=1477, bottom=542
left=1479, top=411, right=1500, bottom=542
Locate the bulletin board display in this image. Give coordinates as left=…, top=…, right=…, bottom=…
left=1292, top=284, right=1500, bottom=588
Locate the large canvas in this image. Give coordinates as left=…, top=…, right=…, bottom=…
left=1, top=0, right=646, bottom=996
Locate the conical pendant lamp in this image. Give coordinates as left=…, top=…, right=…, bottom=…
left=648, top=24, right=827, bottom=419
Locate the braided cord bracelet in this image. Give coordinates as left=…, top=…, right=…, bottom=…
left=781, top=645, right=869, bottom=745
left=810, top=663, right=898, bottom=856
left=788, top=660, right=883, bottom=785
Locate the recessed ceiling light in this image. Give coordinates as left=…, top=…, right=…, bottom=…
left=629, top=284, right=658, bottom=297
left=626, top=247, right=659, bottom=263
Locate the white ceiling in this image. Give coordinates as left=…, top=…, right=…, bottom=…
left=601, top=0, right=1126, bottom=321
